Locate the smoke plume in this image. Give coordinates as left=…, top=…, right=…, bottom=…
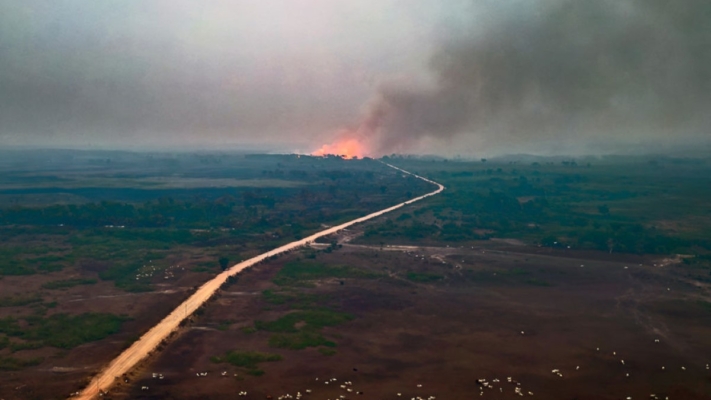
left=358, top=0, right=711, bottom=155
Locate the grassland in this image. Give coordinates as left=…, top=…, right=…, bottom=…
left=3, top=150, right=711, bottom=399
left=361, top=155, right=711, bottom=258
left=272, top=260, right=381, bottom=286
left=89, top=153, right=711, bottom=400
left=0, top=313, right=128, bottom=350
left=211, top=350, right=282, bottom=376
left=41, top=278, right=98, bottom=290
left=0, top=151, right=434, bottom=398
left=255, top=310, right=354, bottom=333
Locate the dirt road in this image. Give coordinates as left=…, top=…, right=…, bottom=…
left=73, top=163, right=444, bottom=399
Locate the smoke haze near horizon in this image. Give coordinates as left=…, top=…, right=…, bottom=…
left=1, top=0, right=709, bottom=156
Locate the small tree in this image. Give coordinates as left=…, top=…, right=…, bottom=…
left=219, top=257, right=230, bottom=271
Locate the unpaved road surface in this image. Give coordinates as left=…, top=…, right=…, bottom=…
left=74, top=164, right=443, bottom=399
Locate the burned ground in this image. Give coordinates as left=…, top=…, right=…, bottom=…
left=110, top=236, right=711, bottom=400
left=0, top=153, right=433, bottom=400
left=2, top=154, right=711, bottom=399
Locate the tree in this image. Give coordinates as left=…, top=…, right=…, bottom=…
left=219, top=257, right=230, bottom=271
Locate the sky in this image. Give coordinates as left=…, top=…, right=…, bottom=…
left=1, top=0, right=709, bottom=156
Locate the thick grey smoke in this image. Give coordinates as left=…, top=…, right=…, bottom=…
left=361, top=0, right=711, bottom=155
left=0, top=1, right=449, bottom=151
left=0, top=1, right=708, bottom=155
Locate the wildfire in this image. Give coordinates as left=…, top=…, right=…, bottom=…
left=312, top=137, right=367, bottom=159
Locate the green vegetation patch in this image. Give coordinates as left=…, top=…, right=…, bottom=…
left=211, top=350, right=282, bottom=370
left=41, top=278, right=97, bottom=290
left=406, top=272, right=444, bottom=283
left=246, top=369, right=265, bottom=376
left=217, top=320, right=234, bottom=331
left=0, top=246, right=70, bottom=276
left=0, top=356, right=42, bottom=371
left=273, top=260, right=379, bottom=286
left=255, top=310, right=353, bottom=333
left=0, top=261, right=35, bottom=276
left=360, top=157, right=711, bottom=256
left=525, top=278, right=552, bottom=287
left=0, top=312, right=128, bottom=349
left=261, top=289, right=292, bottom=305
left=0, top=295, right=43, bottom=307
left=9, top=340, right=44, bottom=352
left=269, top=331, right=336, bottom=350
left=261, top=289, right=322, bottom=308
left=318, top=347, right=337, bottom=356
left=99, top=263, right=153, bottom=292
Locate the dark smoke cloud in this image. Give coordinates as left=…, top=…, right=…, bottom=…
left=362, top=0, right=711, bottom=155
left=0, top=1, right=446, bottom=151
left=1, top=1, right=708, bottom=155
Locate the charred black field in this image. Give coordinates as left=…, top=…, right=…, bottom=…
left=1, top=151, right=711, bottom=399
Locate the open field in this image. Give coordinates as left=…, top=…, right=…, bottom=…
left=1, top=152, right=710, bottom=399
left=106, top=236, right=711, bottom=399
left=0, top=152, right=433, bottom=399
left=69, top=163, right=441, bottom=399
left=99, top=155, right=711, bottom=400
left=362, top=155, right=711, bottom=257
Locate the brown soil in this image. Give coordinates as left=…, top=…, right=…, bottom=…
left=0, top=252, right=216, bottom=400
left=102, top=242, right=711, bottom=400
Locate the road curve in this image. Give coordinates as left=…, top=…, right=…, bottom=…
left=74, top=163, right=444, bottom=399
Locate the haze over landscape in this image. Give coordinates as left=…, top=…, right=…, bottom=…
left=2, top=2, right=711, bottom=399
left=1, top=0, right=709, bottom=156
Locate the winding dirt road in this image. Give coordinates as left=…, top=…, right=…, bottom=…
left=74, top=163, right=444, bottom=399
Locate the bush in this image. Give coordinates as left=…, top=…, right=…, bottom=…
left=0, top=356, right=42, bottom=371
left=255, top=310, right=353, bottom=333
left=273, top=261, right=379, bottom=286
left=318, top=347, right=337, bottom=356
left=269, top=332, right=336, bottom=350
left=0, top=295, right=43, bottom=307
left=41, top=278, right=97, bottom=290
left=246, top=369, right=265, bottom=376
left=99, top=263, right=152, bottom=292
left=261, top=290, right=321, bottom=308
left=406, top=272, right=443, bottom=283
left=0, top=313, right=128, bottom=349
left=211, top=350, right=282, bottom=369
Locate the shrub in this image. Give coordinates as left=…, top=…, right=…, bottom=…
left=0, top=295, right=43, bottom=307
left=268, top=332, right=336, bottom=350
left=273, top=261, right=378, bottom=286
left=41, top=278, right=97, bottom=290
left=211, top=350, right=282, bottom=369
left=255, top=310, right=353, bottom=333
left=318, top=347, right=337, bottom=356
left=406, top=272, right=443, bottom=283
left=0, top=313, right=128, bottom=349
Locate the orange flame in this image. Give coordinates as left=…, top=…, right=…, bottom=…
left=312, top=137, right=367, bottom=159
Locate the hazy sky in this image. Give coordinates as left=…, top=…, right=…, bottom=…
left=1, top=0, right=709, bottom=156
